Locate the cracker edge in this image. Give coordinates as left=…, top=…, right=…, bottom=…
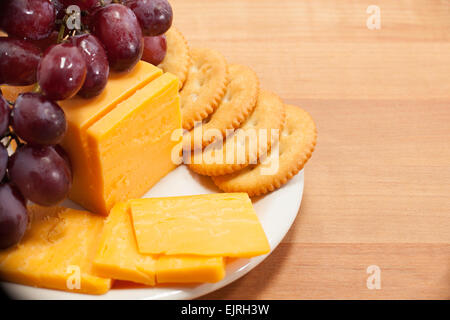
left=192, top=64, right=260, bottom=149
left=158, top=26, right=192, bottom=89
left=188, top=91, right=286, bottom=176
left=212, top=105, right=317, bottom=196
left=181, top=48, right=230, bottom=131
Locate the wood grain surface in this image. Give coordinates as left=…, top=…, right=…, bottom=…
left=168, top=0, right=450, bottom=299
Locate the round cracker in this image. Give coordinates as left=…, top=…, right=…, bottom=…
left=158, top=27, right=191, bottom=88
left=180, top=48, right=229, bottom=130
left=188, top=90, right=285, bottom=176
left=185, top=64, right=259, bottom=150
left=212, top=104, right=317, bottom=197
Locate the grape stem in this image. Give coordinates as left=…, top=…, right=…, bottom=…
left=1, top=130, right=24, bottom=150
left=4, top=136, right=13, bottom=149
left=32, top=83, right=41, bottom=93
left=57, top=17, right=67, bottom=44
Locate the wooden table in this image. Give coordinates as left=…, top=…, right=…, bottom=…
left=170, top=0, right=450, bottom=299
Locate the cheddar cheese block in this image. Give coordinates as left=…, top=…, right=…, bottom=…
left=0, top=206, right=111, bottom=295
left=129, top=193, right=271, bottom=258
left=61, top=62, right=181, bottom=215
left=85, top=73, right=181, bottom=214
left=1, top=61, right=182, bottom=215
left=94, top=202, right=225, bottom=284
left=60, top=62, right=162, bottom=214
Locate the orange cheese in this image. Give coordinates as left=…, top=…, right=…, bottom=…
left=60, top=62, right=169, bottom=215
left=0, top=206, right=111, bottom=295
left=85, top=73, right=181, bottom=214
left=156, top=255, right=225, bottom=284
left=0, top=84, right=34, bottom=101
left=1, top=62, right=181, bottom=215
left=93, top=203, right=156, bottom=285
left=94, top=202, right=225, bottom=284
left=129, top=193, right=271, bottom=258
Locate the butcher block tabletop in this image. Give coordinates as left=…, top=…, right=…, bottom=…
left=168, top=0, right=450, bottom=299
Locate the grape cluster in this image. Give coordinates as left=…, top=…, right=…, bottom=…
left=0, top=0, right=173, bottom=249
left=0, top=90, right=72, bottom=249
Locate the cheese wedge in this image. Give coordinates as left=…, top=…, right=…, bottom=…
left=94, top=202, right=225, bottom=284
left=85, top=73, right=181, bottom=214
left=60, top=62, right=182, bottom=215
left=0, top=206, right=111, bottom=295
left=1, top=62, right=182, bottom=215
left=129, top=193, right=271, bottom=258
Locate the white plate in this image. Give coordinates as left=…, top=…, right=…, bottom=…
left=2, top=165, right=304, bottom=300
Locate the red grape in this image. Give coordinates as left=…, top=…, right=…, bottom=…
left=142, top=35, right=167, bottom=65
left=52, top=144, right=72, bottom=173
left=71, top=34, right=109, bottom=98
left=0, top=145, right=8, bottom=182
left=125, top=0, right=173, bottom=36
left=52, top=0, right=67, bottom=21
left=0, top=183, right=28, bottom=249
left=61, top=0, right=100, bottom=11
left=0, top=38, right=41, bottom=86
left=91, top=4, right=143, bottom=72
left=12, top=93, right=67, bottom=145
left=0, top=95, right=10, bottom=136
left=0, top=0, right=56, bottom=41
left=30, top=30, right=59, bottom=51
left=8, top=145, right=72, bottom=206
left=37, top=42, right=87, bottom=101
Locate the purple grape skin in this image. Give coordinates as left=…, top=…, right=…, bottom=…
left=0, top=145, right=8, bottom=182
left=8, top=145, right=72, bottom=206
left=61, top=0, right=100, bottom=11
left=125, top=0, right=172, bottom=36
left=37, top=42, right=87, bottom=101
left=0, top=183, right=28, bottom=249
left=91, top=4, right=144, bottom=72
left=0, top=38, right=42, bottom=86
left=52, top=144, right=72, bottom=173
left=52, top=0, right=66, bottom=21
left=71, top=34, right=110, bottom=98
left=0, top=94, right=10, bottom=136
left=0, top=0, right=56, bottom=41
left=142, top=35, right=167, bottom=65
left=30, top=30, right=59, bottom=51
left=12, top=93, right=67, bottom=145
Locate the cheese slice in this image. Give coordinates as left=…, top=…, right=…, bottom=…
left=0, top=206, right=111, bottom=295
left=94, top=202, right=225, bottom=284
left=93, top=203, right=156, bottom=285
left=129, top=193, right=271, bottom=257
left=156, top=255, right=225, bottom=284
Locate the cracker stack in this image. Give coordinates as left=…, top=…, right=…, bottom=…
left=159, top=27, right=317, bottom=197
